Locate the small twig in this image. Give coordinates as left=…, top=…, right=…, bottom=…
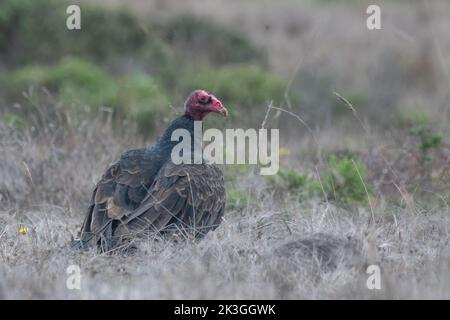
left=269, top=105, right=322, bottom=163
left=21, top=161, right=34, bottom=187
left=333, top=92, right=356, bottom=114
left=281, top=211, right=293, bottom=236
left=352, top=159, right=375, bottom=226
left=333, top=91, right=405, bottom=197
left=261, top=101, right=273, bottom=129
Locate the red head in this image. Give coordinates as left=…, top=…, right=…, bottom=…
left=184, top=90, right=228, bottom=121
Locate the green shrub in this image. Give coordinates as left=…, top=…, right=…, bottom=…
left=322, top=156, right=373, bottom=206
left=0, top=61, right=292, bottom=132
left=269, top=156, right=373, bottom=207
left=48, top=58, right=118, bottom=108
left=3, top=58, right=117, bottom=109
left=1, top=65, right=48, bottom=102
left=394, top=110, right=430, bottom=129
left=394, top=110, right=442, bottom=160
left=0, top=58, right=172, bottom=135
left=0, top=113, right=24, bottom=130
left=116, top=74, right=170, bottom=134
left=410, top=124, right=442, bottom=161
left=156, top=15, right=265, bottom=67
left=268, top=169, right=308, bottom=194
left=0, top=0, right=174, bottom=74
left=0, top=0, right=264, bottom=82
left=226, top=189, right=249, bottom=210
left=267, top=168, right=322, bottom=199
left=418, top=133, right=442, bottom=154
left=0, top=0, right=286, bottom=133
left=180, top=65, right=290, bottom=115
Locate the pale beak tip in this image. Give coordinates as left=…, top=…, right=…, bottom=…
left=220, top=107, right=229, bottom=117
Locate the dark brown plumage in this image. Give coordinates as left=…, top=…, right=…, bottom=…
left=74, top=90, right=227, bottom=252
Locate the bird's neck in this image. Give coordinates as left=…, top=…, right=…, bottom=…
left=154, top=115, right=202, bottom=153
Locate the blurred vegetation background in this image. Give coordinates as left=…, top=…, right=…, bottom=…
left=1, top=0, right=450, bottom=209
left=0, top=0, right=281, bottom=135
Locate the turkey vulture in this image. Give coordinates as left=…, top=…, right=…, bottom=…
left=74, top=90, right=228, bottom=252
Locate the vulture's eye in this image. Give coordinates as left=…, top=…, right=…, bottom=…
left=198, top=94, right=209, bottom=104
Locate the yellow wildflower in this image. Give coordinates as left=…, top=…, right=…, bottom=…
left=18, top=227, right=29, bottom=235
left=279, top=147, right=290, bottom=157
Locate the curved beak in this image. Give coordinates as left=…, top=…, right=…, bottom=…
left=218, top=106, right=229, bottom=117
left=210, top=95, right=228, bottom=117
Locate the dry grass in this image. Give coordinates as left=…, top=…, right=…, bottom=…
left=0, top=114, right=449, bottom=299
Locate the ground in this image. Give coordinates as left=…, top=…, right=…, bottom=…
left=0, top=120, right=448, bottom=299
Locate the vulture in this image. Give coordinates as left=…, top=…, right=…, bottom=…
left=73, top=90, right=228, bottom=252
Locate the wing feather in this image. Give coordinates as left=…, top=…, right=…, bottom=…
left=78, top=155, right=225, bottom=251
